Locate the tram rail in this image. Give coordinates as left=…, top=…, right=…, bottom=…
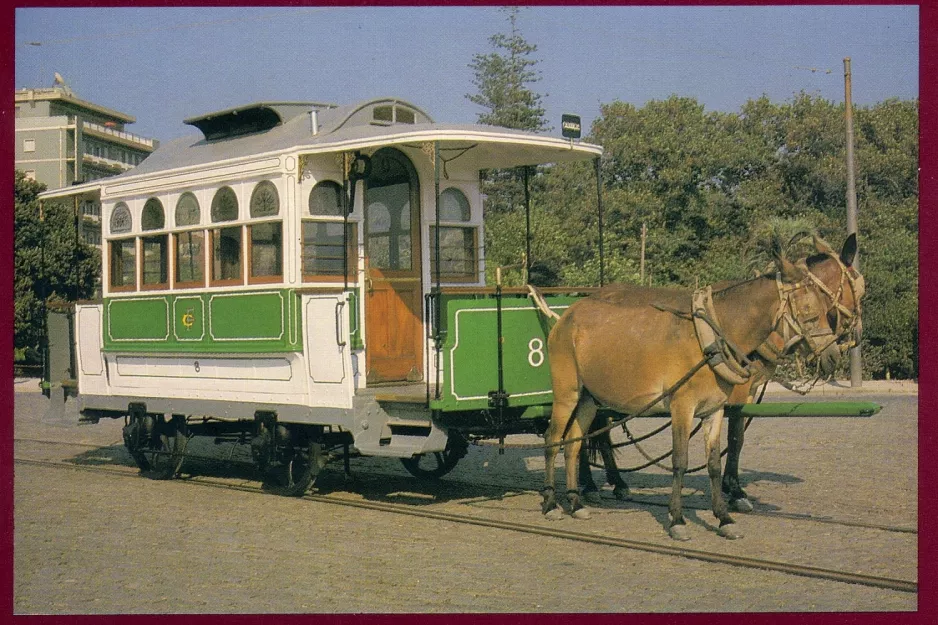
left=14, top=439, right=917, bottom=595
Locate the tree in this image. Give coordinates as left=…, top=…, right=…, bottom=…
left=14, top=170, right=99, bottom=362
left=467, top=6, right=553, bottom=283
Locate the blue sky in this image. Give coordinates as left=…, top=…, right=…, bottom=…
left=14, top=5, right=919, bottom=143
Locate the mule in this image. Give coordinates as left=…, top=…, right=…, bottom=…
left=576, top=235, right=864, bottom=513
left=542, top=237, right=861, bottom=540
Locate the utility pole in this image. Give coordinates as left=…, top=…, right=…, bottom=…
left=844, top=57, right=862, bottom=387
left=640, top=222, right=646, bottom=284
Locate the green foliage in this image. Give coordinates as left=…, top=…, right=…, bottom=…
left=481, top=93, right=918, bottom=379
left=14, top=170, right=99, bottom=361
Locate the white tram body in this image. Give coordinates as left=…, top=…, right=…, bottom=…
left=41, top=98, right=601, bottom=473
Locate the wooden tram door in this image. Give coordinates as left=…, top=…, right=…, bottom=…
left=363, top=148, right=423, bottom=384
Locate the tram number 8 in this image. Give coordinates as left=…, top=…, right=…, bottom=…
left=528, top=338, right=545, bottom=368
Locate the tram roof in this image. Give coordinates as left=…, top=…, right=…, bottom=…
left=39, top=97, right=601, bottom=201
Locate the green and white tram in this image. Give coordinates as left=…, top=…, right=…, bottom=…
left=41, top=97, right=602, bottom=494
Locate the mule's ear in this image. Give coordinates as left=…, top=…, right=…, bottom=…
left=773, top=243, right=807, bottom=282
left=813, top=235, right=837, bottom=256
left=840, top=233, right=858, bottom=267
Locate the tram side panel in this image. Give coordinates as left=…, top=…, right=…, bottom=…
left=71, top=290, right=356, bottom=423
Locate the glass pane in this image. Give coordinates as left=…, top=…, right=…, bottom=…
left=212, top=226, right=242, bottom=281
left=439, top=188, right=470, bottom=222
left=142, top=198, right=165, bottom=230
left=175, top=231, right=204, bottom=284
left=366, top=182, right=411, bottom=270
left=302, top=221, right=350, bottom=276
left=431, top=226, right=476, bottom=278
left=309, top=181, right=343, bottom=217
left=110, top=203, right=132, bottom=234
left=251, top=222, right=282, bottom=278
left=110, top=239, right=136, bottom=288
left=142, top=235, right=168, bottom=285
left=211, top=187, right=239, bottom=222
left=250, top=181, right=280, bottom=218
left=175, top=193, right=201, bottom=226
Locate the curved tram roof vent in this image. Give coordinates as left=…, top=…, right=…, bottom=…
left=184, top=101, right=336, bottom=141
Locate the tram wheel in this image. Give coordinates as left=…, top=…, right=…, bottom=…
left=123, top=413, right=188, bottom=480
left=400, top=434, right=468, bottom=480
left=262, top=442, right=323, bottom=497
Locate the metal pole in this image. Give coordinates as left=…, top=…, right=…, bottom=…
left=844, top=57, right=862, bottom=387
left=523, top=166, right=531, bottom=282
left=640, top=222, right=646, bottom=284
left=595, top=157, right=605, bottom=286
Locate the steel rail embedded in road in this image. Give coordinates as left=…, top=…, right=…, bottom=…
left=14, top=454, right=917, bottom=595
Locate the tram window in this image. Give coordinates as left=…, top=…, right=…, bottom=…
left=309, top=181, right=344, bottom=217
left=142, top=198, right=165, bottom=230
left=175, top=192, right=201, bottom=226
left=211, top=226, right=243, bottom=285
left=141, top=235, right=169, bottom=288
left=109, top=238, right=137, bottom=291
left=249, top=222, right=283, bottom=283
left=250, top=181, right=280, bottom=218
left=430, top=188, right=477, bottom=281
left=174, top=230, right=205, bottom=287
left=302, top=222, right=357, bottom=281
left=430, top=226, right=478, bottom=280
left=211, top=186, right=239, bottom=222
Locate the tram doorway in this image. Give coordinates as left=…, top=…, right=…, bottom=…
left=363, top=148, right=423, bottom=384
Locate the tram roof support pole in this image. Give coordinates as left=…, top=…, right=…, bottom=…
left=434, top=141, right=441, bottom=292
left=523, top=165, right=531, bottom=283
left=343, top=153, right=351, bottom=291
left=595, top=156, right=605, bottom=286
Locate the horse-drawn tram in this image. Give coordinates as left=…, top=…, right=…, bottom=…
left=40, top=96, right=877, bottom=537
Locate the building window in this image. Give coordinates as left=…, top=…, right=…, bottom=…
left=303, top=181, right=355, bottom=281
left=109, top=238, right=136, bottom=291
left=210, top=186, right=242, bottom=285
left=23, top=139, right=36, bottom=153
left=110, top=202, right=132, bottom=235
left=430, top=188, right=477, bottom=281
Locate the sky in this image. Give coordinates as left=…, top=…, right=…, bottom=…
left=13, top=5, right=919, bottom=144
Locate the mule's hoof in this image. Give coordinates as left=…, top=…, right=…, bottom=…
left=544, top=506, right=564, bottom=521
left=717, top=523, right=743, bottom=540
left=583, top=490, right=602, bottom=504
left=729, top=498, right=753, bottom=513
left=571, top=507, right=592, bottom=520
left=613, top=487, right=632, bottom=502
left=669, top=524, right=691, bottom=541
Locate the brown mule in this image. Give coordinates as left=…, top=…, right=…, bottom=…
left=576, top=235, right=864, bottom=515
left=542, top=239, right=859, bottom=540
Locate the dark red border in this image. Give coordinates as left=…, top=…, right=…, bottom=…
left=4, top=2, right=932, bottom=624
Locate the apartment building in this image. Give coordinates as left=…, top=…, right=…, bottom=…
left=15, top=84, right=159, bottom=245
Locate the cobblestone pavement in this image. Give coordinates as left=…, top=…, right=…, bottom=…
left=12, top=386, right=919, bottom=614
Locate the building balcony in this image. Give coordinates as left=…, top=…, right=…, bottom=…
left=82, top=152, right=134, bottom=172
left=83, top=121, right=156, bottom=151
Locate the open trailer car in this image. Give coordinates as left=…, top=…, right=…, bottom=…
left=39, top=97, right=879, bottom=496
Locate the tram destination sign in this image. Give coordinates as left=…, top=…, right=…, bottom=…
left=561, top=114, right=581, bottom=139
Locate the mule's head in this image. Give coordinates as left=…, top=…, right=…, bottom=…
left=769, top=236, right=864, bottom=378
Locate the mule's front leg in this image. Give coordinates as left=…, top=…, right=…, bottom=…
left=703, top=410, right=742, bottom=539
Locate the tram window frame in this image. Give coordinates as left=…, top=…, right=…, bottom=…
left=302, top=180, right=358, bottom=283
left=109, top=237, right=138, bottom=292
left=140, top=198, right=169, bottom=290
left=173, top=192, right=206, bottom=289
left=429, top=187, right=478, bottom=282
left=247, top=180, right=283, bottom=284
left=209, top=186, right=244, bottom=287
